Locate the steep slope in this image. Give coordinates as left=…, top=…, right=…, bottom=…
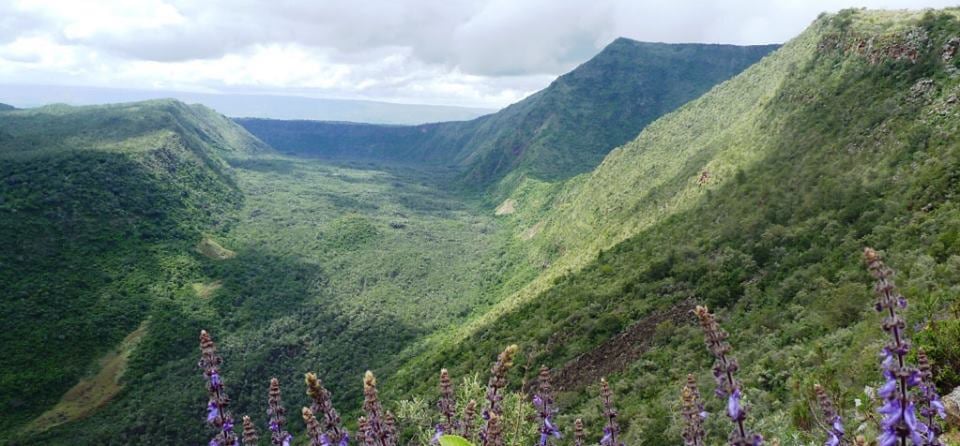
left=0, top=100, right=267, bottom=437
left=388, top=8, right=960, bottom=443
left=239, top=39, right=778, bottom=190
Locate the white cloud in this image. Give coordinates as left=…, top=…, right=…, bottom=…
left=0, top=0, right=957, bottom=108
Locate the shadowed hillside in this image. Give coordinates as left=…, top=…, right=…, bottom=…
left=0, top=100, right=266, bottom=436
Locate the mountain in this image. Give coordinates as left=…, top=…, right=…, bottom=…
left=0, top=100, right=267, bottom=437
left=385, top=7, right=960, bottom=443
left=0, top=103, right=14, bottom=111
left=0, top=85, right=495, bottom=125
left=6, top=7, right=960, bottom=446
left=239, top=39, right=779, bottom=191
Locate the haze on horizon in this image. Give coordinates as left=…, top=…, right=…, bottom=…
left=1, top=0, right=958, bottom=111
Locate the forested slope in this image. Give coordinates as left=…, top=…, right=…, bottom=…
left=387, top=8, right=960, bottom=443
left=0, top=100, right=266, bottom=438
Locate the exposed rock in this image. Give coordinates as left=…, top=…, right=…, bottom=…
left=820, top=27, right=929, bottom=65
left=546, top=298, right=697, bottom=392
left=943, top=37, right=960, bottom=62
left=909, top=78, right=936, bottom=103
left=944, top=386, right=960, bottom=425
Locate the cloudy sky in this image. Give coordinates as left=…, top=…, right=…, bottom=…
left=0, top=0, right=957, bottom=108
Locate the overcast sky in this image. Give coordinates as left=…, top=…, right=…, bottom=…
left=0, top=0, right=957, bottom=108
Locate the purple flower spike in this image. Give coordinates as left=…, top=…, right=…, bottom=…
left=694, top=306, right=762, bottom=445
left=305, top=372, right=350, bottom=446
left=199, top=330, right=239, bottom=446
left=814, top=384, right=845, bottom=446
left=680, top=374, right=707, bottom=446
left=727, top=389, right=744, bottom=421
left=533, top=366, right=561, bottom=446
left=865, top=248, right=939, bottom=446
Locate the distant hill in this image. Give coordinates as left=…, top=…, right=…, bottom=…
left=0, top=85, right=495, bottom=125
left=240, top=39, right=779, bottom=191
left=0, top=103, right=14, bottom=111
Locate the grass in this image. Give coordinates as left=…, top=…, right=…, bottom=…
left=25, top=322, right=148, bottom=433
left=196, top=237, right=236, bottom=260
left=191, top=281, right=223, bottom=299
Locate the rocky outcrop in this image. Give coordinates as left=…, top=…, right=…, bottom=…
left=545, top=299, right=697, bottom=392
left=818, top=27, right=929, bottom=64
left=944, top=386, right=960, bottom=425
left=943, top=37, right=960, bottom=61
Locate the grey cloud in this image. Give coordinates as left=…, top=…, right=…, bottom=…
left=3, top=0, right=960, bottom=108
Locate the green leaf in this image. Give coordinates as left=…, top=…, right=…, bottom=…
left=439, top=435, right=475, bottom=446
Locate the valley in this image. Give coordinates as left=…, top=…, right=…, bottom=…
left=2, top=7, right=960, bottom=446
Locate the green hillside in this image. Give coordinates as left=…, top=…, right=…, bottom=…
left=0, top=100, right=266, bottom=437
left=386, top=7, right=960, bottom=443
left=239, top=39, right=778, bottom=192
left=0, top=102, right=528, bottom=443
left=0, top=103, right=14, bottom=111
left=5, top=7, right=960, bottom=446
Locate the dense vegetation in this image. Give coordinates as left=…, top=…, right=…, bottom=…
left=4, top=7, right=960, bottom=446
left=0, top=100, right=267, bottom=437
left=387, top=7, right=960, bottom=444
left=0, top=101, right=536, bottom=444
left=239, top=39, right=777, bottom=194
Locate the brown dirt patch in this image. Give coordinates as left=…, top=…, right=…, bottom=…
left=549, top=299, right=696, bottom=392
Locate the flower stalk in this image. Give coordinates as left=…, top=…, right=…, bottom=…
left=533, top=366, right=561, bottom=446
left=813, top=384, right=845, bottom=446
left=199, top=330, right=239, bottom=446
left=305, top=372, right=349, bottom=446
left=599, top=378, right=623, bottom=446
left=267, top=378, right=293, bottom=446
left=864, top=248, right=927, bottom=446
left=438, top=368, right=457, bottom=435
left=694, top=305, right=763, bottom=446
left=681, top=374, right=707, bottom=446
left=481, top=345, right=518, bottom=446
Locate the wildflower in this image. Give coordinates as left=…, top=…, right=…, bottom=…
left=362, top=371, right=397, bottom=446
left=694, top=306, right=763, bottom=446
left=813, top=384, right=844, bottom=446
left=533, top=366, right=561, bottom=446
left=481, top=345, right=518, bottom=446
left=241, top=416, right=259, bottom=446
left=864, top=248, right=929, bottom=445
left=304, top=407, right=324, bottom=446
left=199, top=330, right=239, bottom=446
left=599, top=378, right=624, bottom=446
left=267, top=378, right=293, bottom=446
left=358, top=417, right=374, bottom=446
left=681, top=374, right=707, bottom=446
left=438, top=368, right=457, bottom=433
left=461, top=399, right=478, bottom=441
left=574, top=418, right=585, bottom=446
left=917, top=349, right=945, bottom=445
left=305, top=372, right=349, bottom=446
left=484, top=412, right=504, bottom=446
